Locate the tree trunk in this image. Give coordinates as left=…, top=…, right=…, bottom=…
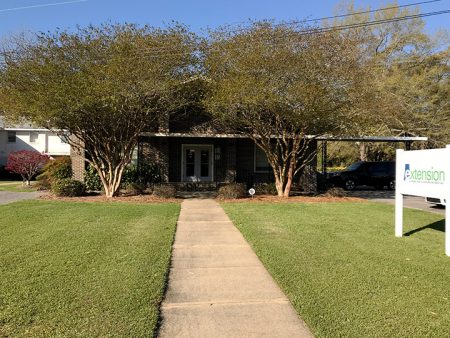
left=94, top=162, right=127, bottom=198
left=274, top=175, right=284, bottom=197
left=283, top=161, right=294, bottom=197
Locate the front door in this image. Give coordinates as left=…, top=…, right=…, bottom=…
left=182, top=145, right=213, bottom=182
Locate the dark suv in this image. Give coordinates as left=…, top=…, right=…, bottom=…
left=328, top=161, right=395, bottom=190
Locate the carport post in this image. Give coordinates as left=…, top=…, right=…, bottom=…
left=395, top=149, right=403, bottom=237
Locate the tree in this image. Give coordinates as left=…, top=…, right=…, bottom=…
left=205, top=23, right=364, bottom=197
left=0, top=23, right=198, bottom=197
left=6, top=150, right=50, bottom=185
left=329, top=1, right=449, bottom=156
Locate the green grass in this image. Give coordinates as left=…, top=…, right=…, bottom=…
left=222, top=202, right=449, bottom=338
left=0, top=200, right=180, bottom=337
left=0, top=181, right=37, bottom=192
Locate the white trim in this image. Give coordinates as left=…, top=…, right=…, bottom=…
left=3, top=128, right=49, bottom=132
left=142, top=132, right=427, bottom=142
left=253, top=143, right=271, bottom=173
left=181, top=144, right=214, bottom=182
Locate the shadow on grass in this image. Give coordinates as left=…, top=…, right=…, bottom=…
left=405, top=219, right=445, bottom=236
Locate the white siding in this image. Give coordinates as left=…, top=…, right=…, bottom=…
left=0, top=130, right=70, bottom=165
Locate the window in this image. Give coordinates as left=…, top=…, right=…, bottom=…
left=254, top=145, right=271, bottom=173
left=30, top=132, right=39, bottom=143
left=7, top=131, right=16, bottom=143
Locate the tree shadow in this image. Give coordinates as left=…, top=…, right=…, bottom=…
left=404, top=219, right=445, bottom=236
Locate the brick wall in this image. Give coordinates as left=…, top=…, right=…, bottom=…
left=70, top=137, right=85, bottom=182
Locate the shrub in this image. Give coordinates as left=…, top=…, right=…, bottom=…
left=121, top=165, right=139, bottom=187
left=121, top=163, right=163, bottom=187
left=123, top=182, right=146, bottom=195
left=6, top=150, right=50, bottom=185
left=254, top=183, right=277, bottom=195
left=323, top=187, right=347, bottom=198
left=218, top=183, right=246, bottom=199
left=85, top=163, right=163, bottom=192
left=85, top=165, right=103, bottom=191
left=52, top=179, right=86, bottom=197
left=152, top=184, right=176, bottom=198
left=37, top=157, right=72, bottom=189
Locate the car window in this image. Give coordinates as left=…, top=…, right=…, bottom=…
left=369, top=162, right=393, bottom=174
left=346, top=162, right=363, bottom=171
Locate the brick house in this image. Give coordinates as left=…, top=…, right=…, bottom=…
left=71, top=112, right=318, bottom=193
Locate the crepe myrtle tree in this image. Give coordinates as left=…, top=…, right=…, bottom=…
left=204, top=23, right=365, bottom=197
left=0, top=23, right=198, bottom=197
left=6, top=150, right=50, bottom=186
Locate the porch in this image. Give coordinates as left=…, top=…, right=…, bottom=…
left=137, top=134, right=318, bottom=193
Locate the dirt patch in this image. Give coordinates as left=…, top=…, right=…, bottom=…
left=39, top=194, right=181, bottom=204
left=219, top=195, right=366, bottom=203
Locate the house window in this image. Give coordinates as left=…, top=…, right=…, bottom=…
left=7, top=131, right=16, bottom=143
left=254, top=145, right=271, bottom=173
left=30, top=132, right=39, bottom=143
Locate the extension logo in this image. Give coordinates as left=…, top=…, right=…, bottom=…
left=404, top=164, right=411, bottom=181
left=404, top=163, right=445, bottom=184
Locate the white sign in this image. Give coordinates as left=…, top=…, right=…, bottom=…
left=248, top=188, right=256, bottom=196
left=395, top=146, right=450, bottom=256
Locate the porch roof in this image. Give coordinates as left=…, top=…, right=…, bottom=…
left=141, top=132, right=428, bottom=142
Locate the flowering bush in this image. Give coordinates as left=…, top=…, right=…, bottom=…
left=6, top=150, right=50, bottom=185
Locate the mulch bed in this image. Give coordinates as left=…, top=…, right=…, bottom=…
left=219, top=195, right=366, bottom=203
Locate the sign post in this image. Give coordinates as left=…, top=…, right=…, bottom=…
left=395, top=149, right=404, bottom=238
left=395, top=145, right=449, bottom=256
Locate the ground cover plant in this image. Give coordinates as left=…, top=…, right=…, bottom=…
left=0, top=200, right=180, bottom=337
left=222, top=202, right=449, bottom=337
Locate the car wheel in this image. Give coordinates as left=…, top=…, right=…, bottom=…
left=388, top=179, right=395, bottom=190
left=344, top=179, right=356, bottom=191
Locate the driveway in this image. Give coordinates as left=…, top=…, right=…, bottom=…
left=0, top=191, right=42, bottom=205
left=347, top=189, right=445, bottom=215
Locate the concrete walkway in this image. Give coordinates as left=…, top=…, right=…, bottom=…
left=159, top=199, right=312, bottom=338
left=0, top=191, right=41, bottom=205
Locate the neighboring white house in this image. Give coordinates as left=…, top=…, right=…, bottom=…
left=0, top=117, right=71, bottom=166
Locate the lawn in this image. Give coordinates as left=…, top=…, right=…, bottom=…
left=222, top=202, right=449, bottom=338
left=0, top=200, right=180, bottom=337
left=0, top=181, right=37, bottom=192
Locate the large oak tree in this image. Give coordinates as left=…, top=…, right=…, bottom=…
left=0, top=23, right=198, bottom=197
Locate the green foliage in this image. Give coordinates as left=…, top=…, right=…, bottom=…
left=84, top=165, right=103, bottom=191
left=322, top=187, right=347, bottom=197
left=253, top=183, right=277, bottom=196
left=37, top=156, right=72, bottom=189
left=123, top=182, right=146, bottom=195
left=52, top=179, right=86, bottom=197
left=217, top=183, right=246, bottom=199
left=85, top=163, right=162, bottom=192
left=135, top=162, right=163, bottom=186
left=0, top=23, right=198, bottom=197
left=152, top=184, right=177, bottom=198
left=205, top=23, right=364, bottom=196
left=330, top=2, right=450, bottom=147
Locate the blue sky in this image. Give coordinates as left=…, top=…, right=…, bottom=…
left=0, top=0, right=448, bottom=38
